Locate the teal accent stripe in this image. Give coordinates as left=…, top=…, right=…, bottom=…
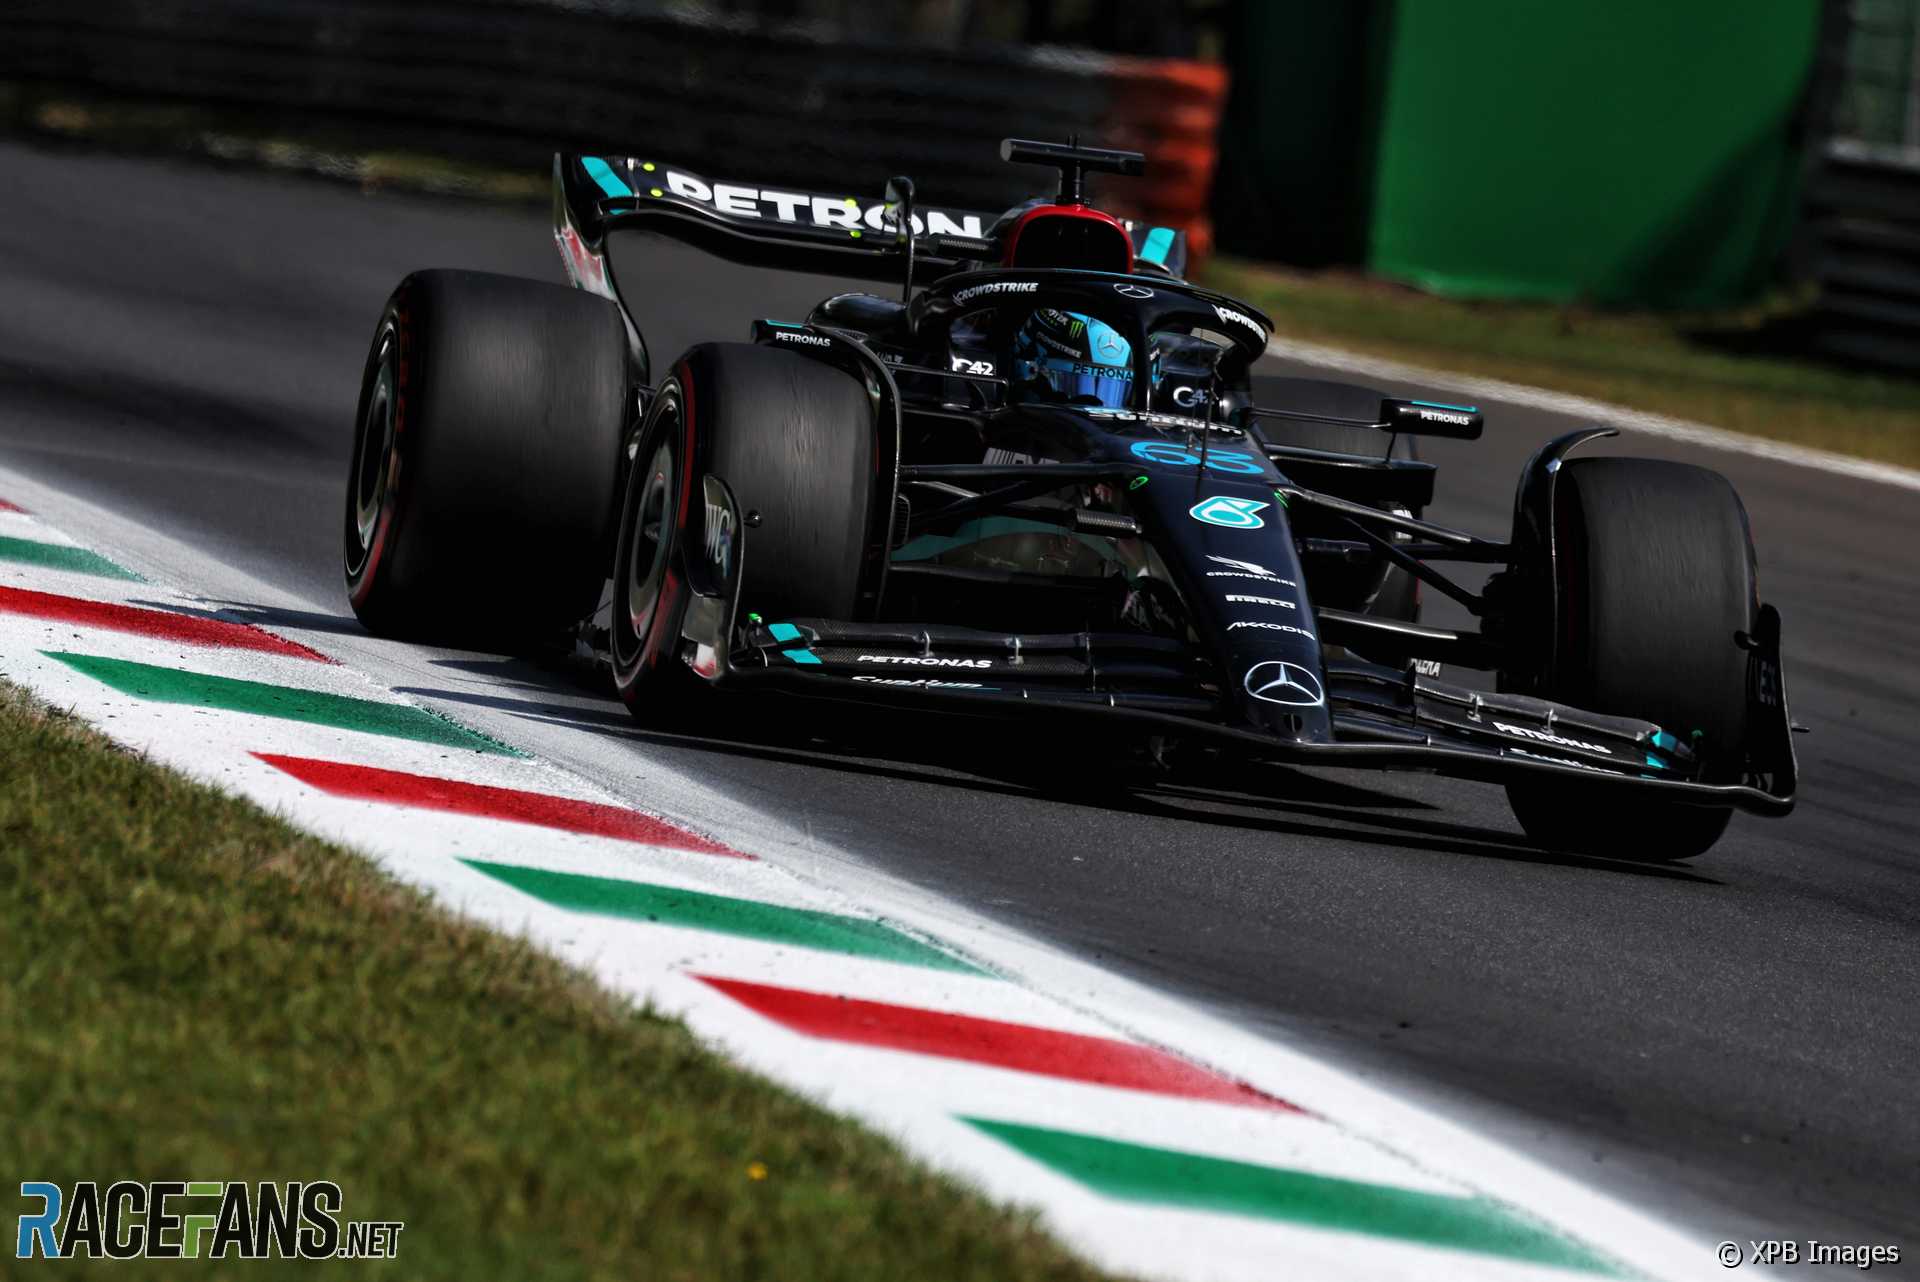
left=1643, top=754, right=1667, bottom=768
left=0, top=536, right=143, bottom=581
left=1139, top=226, right=1176, bottom=266
left=461, top=859, right=985, bottom=973
left=963, top=1119, right=1624, bottom=1275
left=767, top=624, right=821, bottom=664
left=1410, top=399, right=1480, bottom=413
left=763, top=319, right=806, bottom=329
left=581, top=156, right=633, bottom=199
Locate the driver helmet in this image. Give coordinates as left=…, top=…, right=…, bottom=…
left=1011, top=308, right=1134, bottom=408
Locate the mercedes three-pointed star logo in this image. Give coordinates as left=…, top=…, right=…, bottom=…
left=1113, top=283, right=1155, bottom=298
left=1243, top=660, right=1325, bottom=708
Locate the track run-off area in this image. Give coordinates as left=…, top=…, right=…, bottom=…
left=2, top=140, right=1916, bottom=1277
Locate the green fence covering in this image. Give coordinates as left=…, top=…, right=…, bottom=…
left=1365, top=0, right=1822, bottom=308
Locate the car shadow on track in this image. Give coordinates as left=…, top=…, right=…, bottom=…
left=226, top=601, right=1721, bottom=886
left=1122, top=785, right=1722, bottom=884
left=391, top=672, right=1721, bottom=886
left=148, top=600, right=377, bottom=639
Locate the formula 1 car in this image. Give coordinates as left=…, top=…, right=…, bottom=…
left=342, top=138, right=1797, bottom=859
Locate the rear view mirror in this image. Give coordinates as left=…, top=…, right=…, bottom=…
left=1382, top=398, right=1484, bottom=439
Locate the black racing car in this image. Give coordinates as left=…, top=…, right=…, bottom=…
left=342, top=138, right=1797, bottom=860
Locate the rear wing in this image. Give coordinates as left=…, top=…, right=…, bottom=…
left=552, top=152, right=1190, bottom=300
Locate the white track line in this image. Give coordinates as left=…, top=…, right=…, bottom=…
left=1261, top=335, right=1920, bottom=493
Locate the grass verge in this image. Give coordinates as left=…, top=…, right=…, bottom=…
left=1205, top=258, right=1920, bottom=470
left=0, top=681, right=1116, bottom=1281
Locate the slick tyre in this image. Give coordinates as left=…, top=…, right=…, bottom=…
left=343, top=269, right=627, bottom=643
left=610, top=342, right=876, bottom=723
left=1505, top=457, right=1757, bottom=860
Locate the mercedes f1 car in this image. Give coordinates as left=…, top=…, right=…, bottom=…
left=342, top=138, right=1797, bottom=860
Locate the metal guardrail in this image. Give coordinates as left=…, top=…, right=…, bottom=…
left=1805, top=0, right=1920, bottom=366
left=0, top=0, right=1226, bottom=258
left=1831, top=0, right=1920, bottom=153
left=1804, top=143, right=1920, bottom=365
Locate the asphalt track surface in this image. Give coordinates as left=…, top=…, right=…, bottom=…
left=5, top=141, right=1916, bottom=1263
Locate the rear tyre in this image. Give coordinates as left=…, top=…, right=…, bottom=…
left=344, top=269, right=627, bottom=643
left=610, top=342, right=876, bottom=722
left=1504, top=457, right=1756, bottom=860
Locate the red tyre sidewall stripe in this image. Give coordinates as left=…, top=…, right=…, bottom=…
left=349, top=296, right=412, bottom=610
left=636, top=362, right=696, bottom=673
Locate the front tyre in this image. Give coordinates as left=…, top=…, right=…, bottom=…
left=608, top=377, right=699, bottom=718
left=1504, top=457, right=1757, bottom=860
left=610, top=342, right=878, bottom=723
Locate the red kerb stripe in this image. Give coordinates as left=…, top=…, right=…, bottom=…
left=0, top=586, right=328, bottom=661
left=255, top=754, right=745, bottom=857
left=695, top=975, right=1301, bottom=1112
left=0, top=499, right=25, bottom=513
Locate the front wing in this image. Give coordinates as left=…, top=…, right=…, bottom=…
left=678, top=479, right=1797, bottom=818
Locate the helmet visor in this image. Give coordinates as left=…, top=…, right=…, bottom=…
left=1031, top=356, right=1134, bottom=408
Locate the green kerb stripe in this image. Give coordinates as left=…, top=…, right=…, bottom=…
left=44, top=652, right=520, bottom=755
left=462, top=859, right=985, bottom=974
left=962, top=1119, right=1624, bottom=1276
left=0, top=536, right=142, bottom=580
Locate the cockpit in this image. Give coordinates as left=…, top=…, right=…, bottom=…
left=947, top=301, right=1240, bottom=416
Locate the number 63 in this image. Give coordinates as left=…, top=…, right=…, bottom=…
left=1129, top=440, right=1264, bottom=474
